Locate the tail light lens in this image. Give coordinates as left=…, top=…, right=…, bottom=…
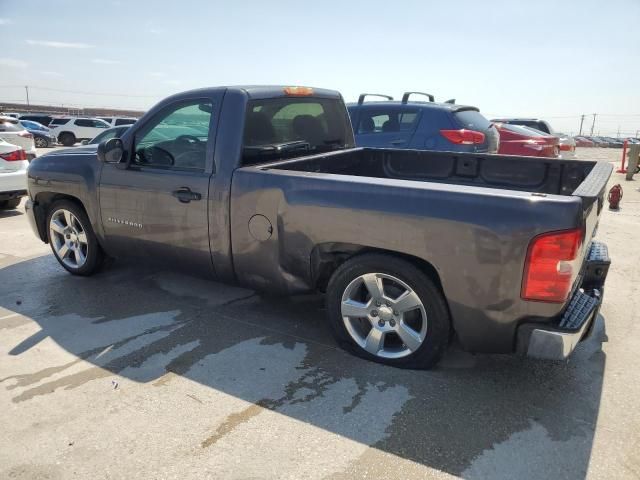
left=521, top=228, right=583, bottom=303
left=440, top=129, right=485, bottom=145
left=18, top=131, right=33, bottom=139
left=0, top=149, right=27, bottom=161
left=523, top=140, right=545, bottom=152
left=559, top=144, right=575, bottom=152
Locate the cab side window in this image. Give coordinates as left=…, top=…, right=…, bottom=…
left=133, top=101, right=213, bottom=171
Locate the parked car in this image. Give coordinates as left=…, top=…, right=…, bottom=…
left=347, top=92, right=499, bottom=153
left=574, top=136, right=595, bottom=147
left=0, top=138, right=28, bottom=209
left=494, top=123, right=559, bottom=158
left=25, top=85, right=611, bottom=369
left=83, top=125, right=131, bottom=145
left=19, top=114, right=54, bottom=127
left=0, top=116, right=37, bottom=160
left=490, top=118, right=575, bottom=158
left=48, top=117, right=111, bottom=146
left=98, top=117, right=138, bottom=127
left=588, top=136, right=610, bottom=147
left=603, top=137, right=624, bottom=148
left=19, top=119, right=57, bottom=148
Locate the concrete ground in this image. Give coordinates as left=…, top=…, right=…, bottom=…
left=0, top=147, right=638, bottom=479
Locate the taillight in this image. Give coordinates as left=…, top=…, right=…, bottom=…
left=440, top=129, right=485, bottom=145
left=521, top=228, right=583, bottom=303
left=0, top=149, right=27, bottom=161
left=18, top=131, right=33, bottom=139
left=523, top=140, right=545, bottom=152
left=559, top=144, right=575, bottom=151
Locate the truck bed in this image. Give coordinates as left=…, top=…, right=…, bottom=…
left=259, top=148, right=609, bottom=201
left=230, top=148, right=612, bottom=354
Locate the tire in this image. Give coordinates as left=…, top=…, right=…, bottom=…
left=34, top=137, right=49, bottom=148
left=0, top=198, right=21, bottom=209
left=59, top=132, right=76, bottom=147
left=46, top=200, right=103, bottom=275
left=326, top=253, right=450, bottom=369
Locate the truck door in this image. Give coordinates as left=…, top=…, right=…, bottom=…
left=98, top=94, right=221, bottom=277
left=353, top=107, right=420, bottom=149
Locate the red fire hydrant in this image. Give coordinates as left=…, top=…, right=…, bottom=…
left=608, top=184, right=623, bottom=210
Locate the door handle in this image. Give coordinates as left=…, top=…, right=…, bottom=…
left=390, top=139, right=406, bottom=145
left=172, top=188, right=202, bottom=203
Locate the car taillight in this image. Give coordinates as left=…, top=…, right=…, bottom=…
left=523, top=140, right=545, bottom=152
left=440, top=129, right=485, bottom=145
left=521, top=228, right=583, bottom=303
left=18, top=131, right=33, bottom=139
left=559, top=144, right=575, bottom=151
left=0, top=149, right=27, bottom=161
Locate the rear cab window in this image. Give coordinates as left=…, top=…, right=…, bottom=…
left=242, top=96, right=353, bottom=165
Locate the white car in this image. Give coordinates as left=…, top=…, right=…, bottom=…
left=48, top=117, right=111, bottom=146
left=0, top=116, right=37, bottom=160
left=98, top=116, right=138, bottom=127
left=0, top=138, right=28, bottom=210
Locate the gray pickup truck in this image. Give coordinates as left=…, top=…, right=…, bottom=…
left=25, top=85, right=612, bottom=369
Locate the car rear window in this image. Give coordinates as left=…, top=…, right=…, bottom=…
left=499, top=123, right=549, bottom=137
left=50, top=118, right=70, bottom=126
left=454, top=110, right=491, bottom=130
left=242, top=97, right=353, bottom=164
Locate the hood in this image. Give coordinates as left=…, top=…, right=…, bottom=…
left=40, top=145, right=99, bottom=157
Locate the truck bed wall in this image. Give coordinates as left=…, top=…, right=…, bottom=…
left=229, top=167, right=585, bottom=353
left=264, top=148, right=596, bottom=196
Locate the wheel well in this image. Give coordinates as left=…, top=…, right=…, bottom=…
left=57, top=131, right=75, bottom=137
left=33, top=193, right=87, bottom=242
left=311, top=243, right=445, bottom=296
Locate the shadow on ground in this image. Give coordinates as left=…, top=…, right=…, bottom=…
left=0, top=255, right=606, bottom=479
left=0, top=208, right=23, bottom=219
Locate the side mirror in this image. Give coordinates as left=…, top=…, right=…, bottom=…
left=97, top=138, right=124, bottom=164
left=81, top=139, right=89, bottom=145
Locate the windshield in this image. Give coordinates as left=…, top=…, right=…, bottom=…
left=242, top=97, right=354, bottom=164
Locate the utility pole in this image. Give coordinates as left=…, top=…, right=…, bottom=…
left=617, top=126, right=620, bottom=139
left=579, top=114, right=585, bottom=135
left=590, top=113, right=597, bottom=136
left=25, top=85, right=30, bottom=106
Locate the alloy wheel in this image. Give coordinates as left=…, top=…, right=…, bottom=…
left=49, top=209, right=89, bottom=269
left=340, top=272, right=428, bottom=359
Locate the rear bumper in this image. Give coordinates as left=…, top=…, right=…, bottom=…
left=518, top=241, right=609, bottom=360
left=0, top=168, right=28, bottom=194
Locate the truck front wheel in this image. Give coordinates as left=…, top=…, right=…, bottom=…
left=46, top=200, right=103, bottom=276
left=326, top=254, right=450, bottom=369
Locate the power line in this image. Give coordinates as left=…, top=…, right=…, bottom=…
left=0, top=85, right=162, bottom=99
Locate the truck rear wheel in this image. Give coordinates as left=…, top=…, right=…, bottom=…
left=326, top=253, right=450, bottom=369
left=46, top=200, right=103, bottom=276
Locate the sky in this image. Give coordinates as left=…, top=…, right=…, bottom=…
left=1, top=0, right=639, bottom=136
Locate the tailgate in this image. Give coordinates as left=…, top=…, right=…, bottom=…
left=573, top=162, right=613, bottom=244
